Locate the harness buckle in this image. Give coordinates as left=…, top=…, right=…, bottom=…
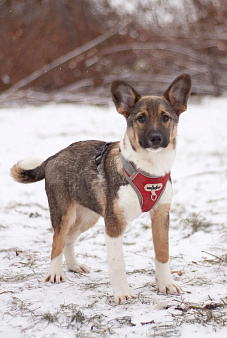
left=95, top=142, right=111, bottom=168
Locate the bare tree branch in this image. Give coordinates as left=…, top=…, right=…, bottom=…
left=0, top=20, right=131, bottom=103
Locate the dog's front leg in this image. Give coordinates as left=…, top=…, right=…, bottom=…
left=151, top=203, right=181, bottom=294
left=105, top=231, right=136, bottom=304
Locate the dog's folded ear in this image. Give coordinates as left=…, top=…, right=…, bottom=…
left=111, top=81, right=141, bottom=119
left=163, top=74, right=191, bottom=115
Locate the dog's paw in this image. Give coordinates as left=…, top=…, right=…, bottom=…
left=156, top=277, right=181, bottom=295
left=45, top=272, right=65, bottom=284
left=45, top=256, right=64, bottom=283
left=155, top=260, right=181, bottom=295
left=114, top=286, right=137, bottom=305
left=68, top=262, right=90, bottom=273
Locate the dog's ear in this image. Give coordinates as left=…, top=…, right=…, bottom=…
left=163, top=74, right=191, bottom=115
left=111, top=81, right=141, bottom=119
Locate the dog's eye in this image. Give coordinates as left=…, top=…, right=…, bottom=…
left=137, top=114, right=146, bottom=123
left=162, top=114, right=170, bottom=123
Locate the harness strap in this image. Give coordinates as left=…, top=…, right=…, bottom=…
left=95, top=142, right=111, bottom=167
left=121, top=155, right=137, bottom=178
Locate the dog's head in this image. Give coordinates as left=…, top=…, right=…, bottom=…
left=111, top=74, right=191, bottom=152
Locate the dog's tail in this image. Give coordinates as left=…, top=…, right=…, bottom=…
left=10, top=158, right=45, bottom=184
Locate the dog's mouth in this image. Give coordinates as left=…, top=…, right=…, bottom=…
left=146, top=147, right=164, bottom=153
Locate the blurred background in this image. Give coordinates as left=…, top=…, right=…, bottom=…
left=0, top=0, right=227, bottom=106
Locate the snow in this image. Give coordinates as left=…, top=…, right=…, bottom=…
left=109, top=0, right=198, bottom=25
left=0, top=97, right=226, bottom=337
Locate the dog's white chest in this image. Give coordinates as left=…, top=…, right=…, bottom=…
left=117, top=180, right=172, bottom=222
left=117, top=185, right=142, bottom=222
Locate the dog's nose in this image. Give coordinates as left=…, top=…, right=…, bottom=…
left=149, top=132, right=163, bottom=147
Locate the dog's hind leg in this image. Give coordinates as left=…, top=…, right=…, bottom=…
left=45, top=202, right=76, bottom=283
left=64, top=205, right=100, bottom=273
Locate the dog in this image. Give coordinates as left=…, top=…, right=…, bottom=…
left=11, top=74, right=191, bottom=304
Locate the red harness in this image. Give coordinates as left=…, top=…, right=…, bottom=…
left=95, top=143, right=170, bottom=213
left=121, top=155, right=170, bottom=212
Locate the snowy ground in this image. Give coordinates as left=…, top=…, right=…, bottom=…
left=0, top=97, right=226, bottom=338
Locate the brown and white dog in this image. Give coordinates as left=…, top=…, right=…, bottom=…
left=11, top=74, right=191, bottom=304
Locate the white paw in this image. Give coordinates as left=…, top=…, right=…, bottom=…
left=68, top=262, right=90, bottom=273
left=45, top=255, right=64, bottom=283
left=45, top=271, right=65, bottom=284
left=113, top=286, right=137, bottom=305
left=156, top=277, right=181, bottom=295
left=155, top=260, right=181, bottom=295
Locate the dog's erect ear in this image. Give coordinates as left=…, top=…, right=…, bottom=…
left=163, top=74, right=191, bottom=115
left=111, top=81, right=141, bottom=119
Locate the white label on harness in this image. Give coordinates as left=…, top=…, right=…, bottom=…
left=144, top=183, right=163, bottom=201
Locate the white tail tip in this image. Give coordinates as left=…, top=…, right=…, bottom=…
left=19, top=157, right=43, bottom=170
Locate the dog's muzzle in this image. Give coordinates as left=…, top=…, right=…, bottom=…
left=148, top=132, right=163, bottom=148
left=146, top=131, right=168, bottom=150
